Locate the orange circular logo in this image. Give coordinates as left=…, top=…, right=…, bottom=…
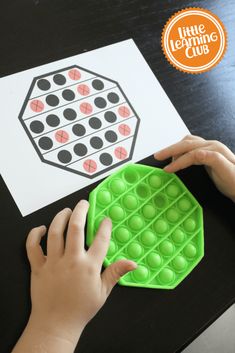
left=161, top=8, right=227, bottom=73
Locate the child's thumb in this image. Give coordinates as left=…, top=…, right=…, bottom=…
left=102, top=260, right=137, bottom=296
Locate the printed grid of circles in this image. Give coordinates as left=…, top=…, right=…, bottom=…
left=92, top=167, right=203, bottom=288
left=29, top=82, right=122, bottom=115
left=27, top=101, right=133, bottom=143
left=34, top=110, right=134, bottom=150
left=27, top=71, right=123, bottom=117
left=33, top=108, right=136, bottom=169
left=23, top=69, right=138, bottom=173
left=27, top=83, right=127, bottom=135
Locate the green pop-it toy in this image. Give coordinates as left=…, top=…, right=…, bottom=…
left=86, top=164, right=204, bottom=289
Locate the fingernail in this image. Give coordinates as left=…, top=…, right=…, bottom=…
left=105, top=218, right=112, bottom=227
left=79, top=199, right=89, bottom=205
left=129, top=261, right=137, bottom=269
left=163, top=165, right=170, bottom=172
left=64, top=207, right=72, bottom=212
left=39, top=225, right=47, bottom=233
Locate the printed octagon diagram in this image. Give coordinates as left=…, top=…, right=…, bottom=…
left=18, top=65, right=140, bottom=178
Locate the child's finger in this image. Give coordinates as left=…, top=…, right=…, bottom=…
left=65, top=200, right=89, bottom=256
left=47, top=208, right=72, bottom=262
left=102, top=260, right=137, bottom=296
left=182, top=134, right=205, bottom=141
left=172, top=153, right=182, bottom=161
left=171, top=140, right=204, bottom=161
left=163, top=148, right=207, bottom=172
left=207, top=141, right=235, bottom=164
left=195, top=149, right=235, bottom=172
left=26, top=225, right=47, bottom=270
left=154, top=137, right=208, bottom=161
left=164, top=148, right=233, bottom=173
left=88, top=218, right=112, bottom=267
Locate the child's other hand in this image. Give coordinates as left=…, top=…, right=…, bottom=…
left=154, top=135, right=235, bottom=201
left=25, top=200, right=136, bottom=347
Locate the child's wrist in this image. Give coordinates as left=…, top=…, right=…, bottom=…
left=27, top=312, right=85, bottom=349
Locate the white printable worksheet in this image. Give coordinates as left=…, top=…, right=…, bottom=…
left=0, top=39, right=189, bottom=216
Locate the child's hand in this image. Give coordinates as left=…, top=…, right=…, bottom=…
left=154, top=135, right=235, bottom=202
left=13, top=200, right=136, bottom=353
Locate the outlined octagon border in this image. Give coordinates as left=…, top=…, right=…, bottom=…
left=18, top=65, right=140, bottom=179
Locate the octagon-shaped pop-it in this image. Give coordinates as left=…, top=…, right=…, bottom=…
left=18, top=65, right=140, bottom=178
left=87, top=164, right=204, bottom=289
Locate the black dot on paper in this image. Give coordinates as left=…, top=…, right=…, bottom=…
left=92, top=79, right=104, bottom=90
left=107, top=92, right=120, bottom=104
left=104, top=111, right=117, bottom=123
left=46, top=94, right=59, bottom=106
left=63, top=108, right=77, bottom=121
left=53, top=74, right=66, bottom=85
left=38, top=136, right=53, bottom=150
left=37, top=79, right=51, bottom=91
left=72, top=124, right=86, bottom=136
left=89, top=117, right=102, bottom=129
left=46, top=114, right=60, bottom=127
left=105, top=130, right=118, bottom=143
left=74, top=143, right=88, bottom=157
left=62, top=89, right=75, bottom=101
left=30, top=120, right=44, bottom=134
left=100, top=153, right=113, bottom=166
left=57, top=150, right=72, bottom=163
left=90, top=136, right=103, bottom=149
left=94, top=97, right=107, bottom=109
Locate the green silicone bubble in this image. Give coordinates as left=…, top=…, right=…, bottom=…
left=147, top=252, right=162, bottom=268
left=127, top=242, right=143, bottom=258
left=124, top=168, right=139, bottom=184
left=166, top=208, right=179, bottom=223
left=115, top=227, right=130, bottom=243
left=97, top=189, right=112, bottom=205
left=171, top=228, right=185, bottom=244
left=154, top=219, right=168, bottom=234
left=184, top=218, right=196, bottom=232
left=123, top=194, right=138, bottom=210
left=178, top=197, right=191, bottom=211
left=107, top=240, right=116, bottom=256
left=172, top=255, right=187, bottom=271
left=149, top=175, right=162, bottom=188
left=87, top=164, right=204, bottom=290
left=159, top=240, right=174, bottom=256
left=166, top=184, right=179, bottom=197
left=184, top=243, right=197, bottom=258
left=109, top=205, right=125, bottom=221
left=159, top=268, right=175, bottom=284
left=129, top=215, right=144, bottom=231
left=142, top=204, right=156, bottom=219
left=140, top=230, right=156, bottom=247
left=136, top=183, right=150, bottom=198
left=133, top=265, right=149, bottom=282
left=154, top=193, right=167, bottom=208
left=110, top=179, right=126, bottom=194
left=115, top=255, right=126, bottom=261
